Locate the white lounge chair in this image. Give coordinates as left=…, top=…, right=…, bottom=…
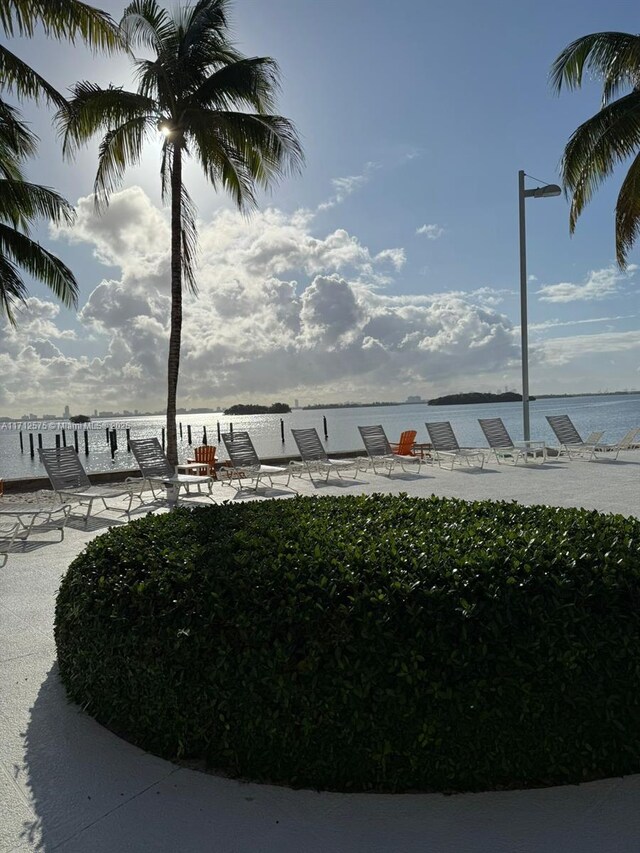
left=425, top=422, right=485, bottom=469
left=221, top=431, right=292, bottom=491
left=478, top=417, right=546, bottom=464
left=545, top=415, right=603, bottom=460
left=290, top=428, right=356, bottom=482
left=592, top=427, right=640, bottom=461
left=39, top=447, right=141, bottom=523
left=0, top=503, right=71, bottom=543
left=357, top=425, right=422, bottom=476
left=129, top=438, right=213, bottom=500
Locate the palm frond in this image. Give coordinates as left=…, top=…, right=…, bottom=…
left=182, top=0, right=229, bottom=36
left=203, top=109, right=302, bottom=176
left=180, top=0, right=232, bottom=66
left=180, top=182, right=198, bottom=295
left=189, top=120, right=255, bottom=208
left=0, top=254, right=27, bottom=325
left=614, top=150, right=640, bottom=267
left=550, top=31, right=640, bottom=106
left=0, top=44, right=67, bottom=107
left=0, top=178, right=75, bottom=230
left=560, top=90, right=640, bottom=231
left=0, top=223, right=78, bottom=309
left=190, top=57, right=280, bottom=113
left=0, top=1, right=29, bottom=37
left=57, top=82, right=155, bottom=157
left=121, top=0, right=172, bottom=52
left=1, top=0, right=123, bottom=52
left=93, top=115, right=156, bottom=208
left=0, top=99, right=38, bottom=171
left=133, top=56, right=176, bottom=108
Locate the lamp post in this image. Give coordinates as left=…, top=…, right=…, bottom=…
left=518, top=170, right=561, bottom=441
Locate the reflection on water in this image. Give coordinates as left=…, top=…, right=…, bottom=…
left=1, top=394, right=639, bottom=480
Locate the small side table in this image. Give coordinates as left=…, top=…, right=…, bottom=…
left=177, top=462, right=211, bottom=477
left=412, top=442, right=432, bottom=460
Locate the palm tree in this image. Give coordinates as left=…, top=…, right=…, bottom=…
left=0, top=1, right=122, bottom=319
left=0, top=101, right=78, bottom=322
left=58, top=0, right=303, bottom=465
left=551, top=31, right=640, bottom=267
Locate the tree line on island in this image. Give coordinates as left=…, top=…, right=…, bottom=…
left=428, top=392, right=534, bottom=405
left=224, top=403, right=291, bottom=415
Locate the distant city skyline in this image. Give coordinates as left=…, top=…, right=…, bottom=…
left=1, top=0, right=639, bottom=416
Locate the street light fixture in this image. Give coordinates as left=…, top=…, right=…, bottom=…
left=518, top=170, right=561, bottom=441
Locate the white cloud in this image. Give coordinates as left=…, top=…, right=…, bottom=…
left=529, top=314, right=636, bottom=332
left=317, top=162, right=379, bottom=211
left=53, top=186, right=170, bottom=273
left=537, top=265, right=637, bottom=303
left=0, top=185, right=527, bottom=414
left=374, top=248, right=406, bottom=270
left=536, top=330, right=640, bottom=366
left=416, top=224, right=445, bottom=240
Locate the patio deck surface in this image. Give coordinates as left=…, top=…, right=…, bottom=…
left=2, top=452, right=640, bottom=852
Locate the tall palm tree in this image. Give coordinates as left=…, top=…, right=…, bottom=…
left=0, top=1, right=122, bottom=319
left=551, top=31, right=640, bottom=267
left=0, top=101, right=78, bottom=322
left=58, top=0, right=303, bottom=465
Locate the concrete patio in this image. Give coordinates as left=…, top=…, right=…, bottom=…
left=2, top=452, right=640, bottom=852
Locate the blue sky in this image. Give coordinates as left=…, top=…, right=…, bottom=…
left=2, top=0, right=639, bottom=416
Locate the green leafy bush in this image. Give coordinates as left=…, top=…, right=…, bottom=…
left=55, top=495, right=640, bottom=792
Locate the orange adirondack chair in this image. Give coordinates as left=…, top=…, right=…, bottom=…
left=187, top=445, right=217, bottom=478
left=389, top=430, right=417, bottom=456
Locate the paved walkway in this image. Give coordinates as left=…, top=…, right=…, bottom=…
left=2, top=453, right=640, bottom=852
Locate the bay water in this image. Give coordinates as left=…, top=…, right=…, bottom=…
left=2, top=393, right=639, bottom=481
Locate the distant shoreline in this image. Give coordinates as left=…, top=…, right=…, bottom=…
left=1, top=390, right=638, bottom=423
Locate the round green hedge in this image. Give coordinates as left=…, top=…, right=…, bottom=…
left=55, top=494, right=640, bottom=792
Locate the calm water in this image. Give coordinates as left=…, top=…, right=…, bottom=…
left=2, top=394, right=639, bottom=481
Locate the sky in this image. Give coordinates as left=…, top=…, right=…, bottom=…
left=2, top=0, right=640, bottom=417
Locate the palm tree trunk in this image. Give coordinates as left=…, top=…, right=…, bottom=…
left=166, top=143, right=183, bottom=467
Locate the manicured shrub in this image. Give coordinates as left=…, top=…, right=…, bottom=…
left=55, top=495, right=640, bottom=792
